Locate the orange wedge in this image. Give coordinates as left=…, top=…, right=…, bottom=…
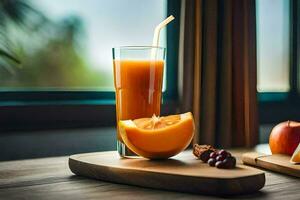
left=290, top=143, right=300, bottom=164
left=119, top=112, right=195, bottom=159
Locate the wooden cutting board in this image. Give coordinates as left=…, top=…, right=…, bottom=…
left=69, top=151, right=265, bottom=196
left=242, top=152, right=300, bottom=177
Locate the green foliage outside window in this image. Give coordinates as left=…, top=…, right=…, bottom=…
left=0, top=0, right=110, bottom=89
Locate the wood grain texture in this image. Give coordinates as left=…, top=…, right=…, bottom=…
left=242, top=152, right=300, bottom=177
left=69, top=151, right=265, bottom=196
left=1, top=148, right=300, bottom=200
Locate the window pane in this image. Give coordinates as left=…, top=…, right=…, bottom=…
left=256, top=0, right=290, bottom=92
left=0, top=0, right=167, bottom=90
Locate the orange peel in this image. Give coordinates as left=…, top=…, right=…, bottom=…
left=119, top=112, right=195, bottom=159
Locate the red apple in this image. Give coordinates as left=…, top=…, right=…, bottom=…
left=269, top=121, right=300, bottom=155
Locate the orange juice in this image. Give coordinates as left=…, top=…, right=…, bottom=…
left=113, top=60, right=164, bottom=141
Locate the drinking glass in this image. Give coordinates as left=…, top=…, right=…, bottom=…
left=112, top=46, right=166, bottom=157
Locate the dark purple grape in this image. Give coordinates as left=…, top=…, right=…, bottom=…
left=208, top=158, right=216, bottom=166
left=216, top=155, right=225, bottom=162
left=218, top=149, right=229, bottom=157
left=200, top=150, right=213, bottom=163
left=223, top=156, right=236, bottom=169
left=209, top=152, right=217, bottom=159
left=215, top=161, right=225, bottom=168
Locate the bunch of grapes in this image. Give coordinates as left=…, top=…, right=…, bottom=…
left=193, top=144, right=237, bottom=169
left=207, top=150, right=236, bottom=169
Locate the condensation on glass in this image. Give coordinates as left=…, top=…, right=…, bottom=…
left=256, top=0, right=290, bottom=92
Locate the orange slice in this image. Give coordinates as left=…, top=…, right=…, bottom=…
left=290, top=143, right=300, bottom=164
left=119, top=112, right=195, bottom=159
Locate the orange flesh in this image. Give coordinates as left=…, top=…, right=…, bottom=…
left=113, top=60, right=164, bottom=141
left=292, top=152, right=300, bottom=163
left=133, top=114, right=181, bottom=129
left=119, top=112, right=195, bottom=159
left=291, top=143, right=300, bottom=163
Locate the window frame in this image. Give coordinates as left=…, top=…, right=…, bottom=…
left=258, top=0, right=300, bottom=124
left=0, top=0, right=181, bottom=131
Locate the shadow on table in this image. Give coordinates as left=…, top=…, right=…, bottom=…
left=224, top=191, right=268, bottom=199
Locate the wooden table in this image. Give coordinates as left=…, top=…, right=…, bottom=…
left=0, top=149, right=299, bottom=200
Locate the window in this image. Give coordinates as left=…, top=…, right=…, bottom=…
left=0, top=0, right=180, bottom=130
left=257, top=0, right=300, bottom=142
left=0, top=0, right=167, bottom=90
left=256, top=0, right=290, bottom=93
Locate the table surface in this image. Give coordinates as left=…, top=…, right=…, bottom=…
left=0, top=147, right=299, bottom=200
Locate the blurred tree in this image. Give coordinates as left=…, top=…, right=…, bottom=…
left=0, top=0, right=111, bottom=89
left=0, top=0, right=47, bottom=73
left=15, top=16, right=102, bottom=87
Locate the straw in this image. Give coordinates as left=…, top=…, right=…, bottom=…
left=151, top=15, right=175, bottom=59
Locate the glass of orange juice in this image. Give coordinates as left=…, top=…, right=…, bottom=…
left=112, top=46, right=166, bottom=157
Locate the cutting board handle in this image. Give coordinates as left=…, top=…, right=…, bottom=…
left=242, top=152, right=300, bottom=178
left=242, top=152, right=270, bottom=165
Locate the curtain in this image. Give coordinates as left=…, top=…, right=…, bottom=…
left=179, top=0, right=258, bottom=148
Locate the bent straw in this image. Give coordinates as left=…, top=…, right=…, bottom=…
left=151, top=15, right=175, bottom=59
